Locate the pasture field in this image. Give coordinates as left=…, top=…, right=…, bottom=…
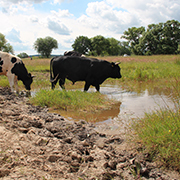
left=0, top=55, right=180, bottom=171
left=2, top=54, right=179, bottom=90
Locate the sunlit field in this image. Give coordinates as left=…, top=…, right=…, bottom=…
left=0, top=55, right=180, bottom=170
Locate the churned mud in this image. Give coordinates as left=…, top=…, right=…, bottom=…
left=0, top=87, right=179, bottom=180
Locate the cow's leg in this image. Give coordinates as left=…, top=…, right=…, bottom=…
left=59, top=78, right=65, bottom=90
left=7, top=73, right=15, bottom=93
left=14, top=76, right=19, bottom=94
left=95, top=84, right=100, bottom=92
left=84, top=82, right=90, bottom=91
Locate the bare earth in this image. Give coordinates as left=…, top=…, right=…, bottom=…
left=0, top=87, right=179, bottom=180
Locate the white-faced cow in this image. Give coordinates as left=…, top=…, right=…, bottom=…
left=50, top=56, right=121, bottom=92
left=0, top=51, right=33, bottom=93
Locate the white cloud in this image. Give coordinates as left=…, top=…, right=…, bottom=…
left=0, top=0, right=180, bottom=55
left=2, top=0, right=47, bottom=4
left=0, top=0, right=34, bottom=15
left=106, top=0, right=180, bottom=26
left=51, top=9, right=73, bottom=18
left=30, top=15, right=39, bottom=23
left=47, top=18, right=71, bottom=35
left=52, top=0, right=66, bottom=4
left=78, top=1, right=140, bottom=34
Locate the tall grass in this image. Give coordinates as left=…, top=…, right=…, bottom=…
left=133, top=80, right=180, bottom=171
left=30, top=89, right=115, bottom=113
left=120, top=59, right=180, bottom=82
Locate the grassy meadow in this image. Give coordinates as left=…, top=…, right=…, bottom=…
left=0, top=55, right=180, bottom=171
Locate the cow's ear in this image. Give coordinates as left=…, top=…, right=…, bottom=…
left=111, top=62, right=115, bottom=67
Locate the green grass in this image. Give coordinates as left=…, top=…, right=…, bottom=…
left=120, top=58, right=180, bottom=82
left=133, top=80, right=180, bottom=171
left=1, top=55, right=180, bottom=171
left=1, top=55, right=180, bottom=91
left=30, top=89, right=115, bottom=113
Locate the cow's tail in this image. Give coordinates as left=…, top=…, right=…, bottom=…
left=50, top=57, right=59, bottom=83
left=50, top=57, right=54, bottom=82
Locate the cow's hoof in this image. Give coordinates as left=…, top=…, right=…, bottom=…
left=26, top=91, right=31, bottom=97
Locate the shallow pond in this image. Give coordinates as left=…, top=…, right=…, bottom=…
left=56, top=83, right=175, bottom=134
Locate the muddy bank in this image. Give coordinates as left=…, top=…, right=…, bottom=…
left=0, top=87, right=179, bottom=180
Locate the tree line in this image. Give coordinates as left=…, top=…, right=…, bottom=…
left=73, top=20, right=180, bottom=56
left=0, top=20, right=179, bottom=57
left=122, top=20, right=180, bottom=55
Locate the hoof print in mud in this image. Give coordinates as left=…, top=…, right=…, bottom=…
left=0, top=87, right=179, bottom=180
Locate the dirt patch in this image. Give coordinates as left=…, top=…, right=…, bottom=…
left=0, top=87, right=179, bottom=180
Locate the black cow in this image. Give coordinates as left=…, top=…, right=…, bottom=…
left=64, top=51, right=84, bottom=57
left=50, top=56, right=121, bottom=91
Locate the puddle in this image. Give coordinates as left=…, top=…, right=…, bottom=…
left=31, top=84, right=175, bottom=134
left=90, top=85, right=175, bottom=134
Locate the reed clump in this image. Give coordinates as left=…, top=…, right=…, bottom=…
left=30, top=89, right=115, bottom=113
left=133, top=80, right=180, bottom=171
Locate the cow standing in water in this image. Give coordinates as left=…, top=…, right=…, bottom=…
left=0, top=51, right=34, bottom=94
left=50, top=56, right=121, bottom=92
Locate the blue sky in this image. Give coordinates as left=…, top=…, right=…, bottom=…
left=0, top=0, right=180, bottom=55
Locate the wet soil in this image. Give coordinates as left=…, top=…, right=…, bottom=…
left=0, top=87, right=179, bottom=180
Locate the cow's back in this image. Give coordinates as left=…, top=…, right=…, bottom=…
left=53, top=56, right=92, bottom=81
left=0, top=51, right=22, bottom=75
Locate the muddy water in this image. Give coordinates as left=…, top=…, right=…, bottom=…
left=57, top=84, right=174, bottom=134
left=32, top=84, right=174, bottom=134
left=84, top=85, right=174, bottom=134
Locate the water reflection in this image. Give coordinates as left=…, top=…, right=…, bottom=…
left=92, top=85, right=174, bottom=134
left=32, top=83, right=175, bottom=134
left=98, top=85, right=174, bottom=118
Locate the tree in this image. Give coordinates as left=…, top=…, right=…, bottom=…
left=90, top=35, right=110, bottom=56
left=139, top=23, right=163, bottom=55
left=0, top=33, right=14, bottom=54
left=119, top=41, right=131, bottom=55
left=72, top=36, right=91, bottom=55
left=34, top=36, right=58, bottom=58
left=107, top=38, right=121, bottom=56
left=139, top=20, right=180, bottom=55
left=121, top=27, right=145, bottom=54
left=161, top=20, right=180, bottom=54
left=17, top=52, right=29, bottom=58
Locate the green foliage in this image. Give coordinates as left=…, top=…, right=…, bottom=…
left=0, top=33, right=14, bottom=54
left=17, top=52, right=29, bottom=58
left=121, top=26, right=145, bottom=54
left=0, top=76, right=10, bottom=87
left=72, top=36, right=91, bottom=55
left=34, top=36, right=58, bottom=58
left=90, top=35, right=110, bottom=56
left=122, top=20, right=180, bottom=55
left=119, top=41, right=131, bottom=56
left=107, top=37, right=121, bottom=56
left=72, top=35, right=130, bottom=56
left=30, top=89, right=113, bottom=113
left=133, top=80, right=180, bottom=171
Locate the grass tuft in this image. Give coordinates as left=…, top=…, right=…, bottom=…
left=133, top=80, right=180, bottom=171
left=30, top=89, right=115, bottom=113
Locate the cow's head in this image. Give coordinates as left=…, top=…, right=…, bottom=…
left=11, top=62, right=34, bottom=90
left=110, top=62, right=122, bottom=78
left=23, top=73, right=34, bottom=90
